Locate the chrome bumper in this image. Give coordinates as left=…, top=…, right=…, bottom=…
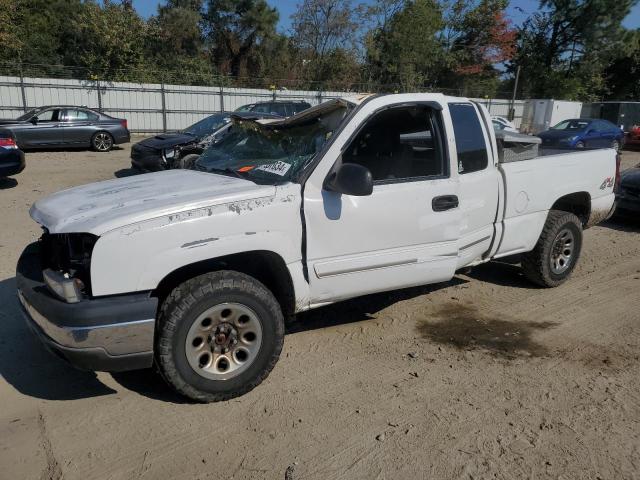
left=16, top=242, right=158, bottom=372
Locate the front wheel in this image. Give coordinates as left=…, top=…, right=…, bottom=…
left=92, top=131, right=114, bottom=152
left=156, top=271, right=285, bottom=402
left=575, top=141, right=585, bottom=149
left=522, top=210, right=583, bottom=287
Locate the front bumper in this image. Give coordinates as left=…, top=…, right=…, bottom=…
left=16, top=242, right=158, bottom=371
left=130, top=144, right=164, bottom=172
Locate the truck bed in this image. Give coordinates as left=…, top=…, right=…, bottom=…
left=494, top=148, right=617, bottom=258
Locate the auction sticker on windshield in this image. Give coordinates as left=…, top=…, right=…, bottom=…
left=255, top=161, right=291, bottom=176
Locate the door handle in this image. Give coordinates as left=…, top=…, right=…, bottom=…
left=432, top=195, right=459, bottom=212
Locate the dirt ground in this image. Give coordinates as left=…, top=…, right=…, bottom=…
left=0, top=141, right=639, bottom=480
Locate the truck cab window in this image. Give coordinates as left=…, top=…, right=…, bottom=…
left=342, top=105, right=445, bottom=182
left=449, top=103, right=488, bottom=174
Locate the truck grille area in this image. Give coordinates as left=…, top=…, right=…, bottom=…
left=40, top=232, right=98, bottom=296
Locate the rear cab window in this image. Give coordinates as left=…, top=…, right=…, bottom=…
left=448, top=103, right=489, bottom=174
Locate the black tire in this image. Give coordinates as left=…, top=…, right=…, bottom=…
left=522, top=210, right=583, bottom=287
left=91, top=131, right=114, bottom=152
left=176, top=153, right=200, bottom=170
left=156, top=271, right=284, bottom=402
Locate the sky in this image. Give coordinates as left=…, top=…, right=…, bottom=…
left=131, top=0, right=640, bottom=31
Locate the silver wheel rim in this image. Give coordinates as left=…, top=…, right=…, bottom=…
left=185, top=302, right=262, bottom=380
left=94, top=133, right=112, bottom=151
left=576, top=142, right=584, bottom=149
left=550, top=228, right=575, bottom=274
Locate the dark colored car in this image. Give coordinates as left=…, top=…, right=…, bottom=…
left=625, top=125, right=640, bottom=148
left=0, top=129, right=25, bottom=178
left=615, top=166, right=640, bottom=217
left=0, top=106, right=130, bottom=152
left=538, top=118, right=624, bottom=151
left=130, top=111, right=281, bottom=172
left=235, top=100, right=311, bottom=117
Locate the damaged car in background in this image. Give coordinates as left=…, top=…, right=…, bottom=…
left=130, top=111, right=282, bottom=172
left=17, top=94, right=619, bottom=403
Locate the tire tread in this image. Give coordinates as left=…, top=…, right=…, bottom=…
left=156, top=271, right=284, bottom=403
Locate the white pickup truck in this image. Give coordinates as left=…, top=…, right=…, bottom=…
left=17, top=94, right=619, bottom=402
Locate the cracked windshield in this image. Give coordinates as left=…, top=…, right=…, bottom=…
left=195, top=113, right=341, bottom=184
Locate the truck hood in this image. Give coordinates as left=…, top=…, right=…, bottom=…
left=30, top=170, right=276, bottom=235
left=134, top=132, right=199, bottom=150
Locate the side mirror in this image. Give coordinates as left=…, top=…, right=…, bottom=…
left=30, top=117, right=38, bottom=125
left=324, top=163, right=373, bottom=196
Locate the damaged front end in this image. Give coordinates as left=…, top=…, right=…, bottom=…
left=39, top=231, right=98, bottom=302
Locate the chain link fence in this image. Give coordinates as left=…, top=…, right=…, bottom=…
left=0, top=63, right=525, bottom=133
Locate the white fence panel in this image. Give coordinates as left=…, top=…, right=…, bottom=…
left=0, top=74, right=529, bottom=133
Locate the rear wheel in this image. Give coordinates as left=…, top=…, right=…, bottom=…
left=156, top=271, right=285, bottom=402
left=522, top=210, right=583, bottom=287
left=92, top=131, right=114, bottom=152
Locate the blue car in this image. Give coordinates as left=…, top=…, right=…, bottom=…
left=538, top=118, right=624, bottom=151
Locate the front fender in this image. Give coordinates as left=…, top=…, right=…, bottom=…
left=90, top=185, right=303, bottom=296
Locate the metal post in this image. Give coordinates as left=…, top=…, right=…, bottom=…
left=510, top=66, right=521, bottom=121
left=219, top=84, right=225, bottom=112
left=317, top=89, right=322, bottom=105
left=19, top=67, right=28, bottom=113
left=160, top=82, right=167, bottom=133
left=96, top=79, right=102, bottom=112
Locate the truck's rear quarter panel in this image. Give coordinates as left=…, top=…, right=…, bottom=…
left=495, top=149, right=617, bottom=258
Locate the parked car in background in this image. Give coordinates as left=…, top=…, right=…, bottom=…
left=492, top=116, right=518, bottom=133
left=0, top=106, right=129, bottom=152
left=615, top=165, right=640, bottom=218
left=538, top=118, right=624, bottom=151
left=235, top=100, right=311, bottom=117
left=625, top=125, right=640, bottom=148
left=0, top=129, right=25, bottom=179
left=130, top=111, right=282, bottom=172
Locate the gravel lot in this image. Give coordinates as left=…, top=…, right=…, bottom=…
left=1, top=141, right=639, bottom=480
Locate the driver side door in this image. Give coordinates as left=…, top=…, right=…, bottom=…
left=19, top=108, right=63, bottom=147
left=303, top=100, right=460, bottom=305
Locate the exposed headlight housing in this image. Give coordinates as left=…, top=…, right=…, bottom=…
left=164, top=148, right=176, bottom=159
left=43, top=269, right=84, bottom=303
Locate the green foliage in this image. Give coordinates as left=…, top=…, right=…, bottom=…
left=291, top=0, right=362, bottom=88
left=513, top=0, right=638, bottom=100
left=204, top=0, right=279, bottom=78
left=66, top=1, right=148, bottom=81
left=0, top=0, right=636, bottom=99
left=365, top=0, right=445, bottom=91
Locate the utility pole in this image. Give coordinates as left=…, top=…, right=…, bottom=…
left=510, top=66, right=521, bottom=121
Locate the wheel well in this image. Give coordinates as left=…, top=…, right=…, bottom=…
left=153, top=251, right=296, bottom=318
left=551, top=192, right=591, bottom=226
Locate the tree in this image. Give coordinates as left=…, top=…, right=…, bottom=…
left=365, top=0, right=445, bottom=91
left=602, top=29, right=640, bottom=100
left=67, top=0, right=149, bottom=81
left=0, top=0, right=21, bottom=64
left=440, top=0, right=516, bottom=96
left=203, top=0, right=279, bottom=78
left=291, top=0, right=362, bottom=86
left=512, top=0, right=638, bottom=100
